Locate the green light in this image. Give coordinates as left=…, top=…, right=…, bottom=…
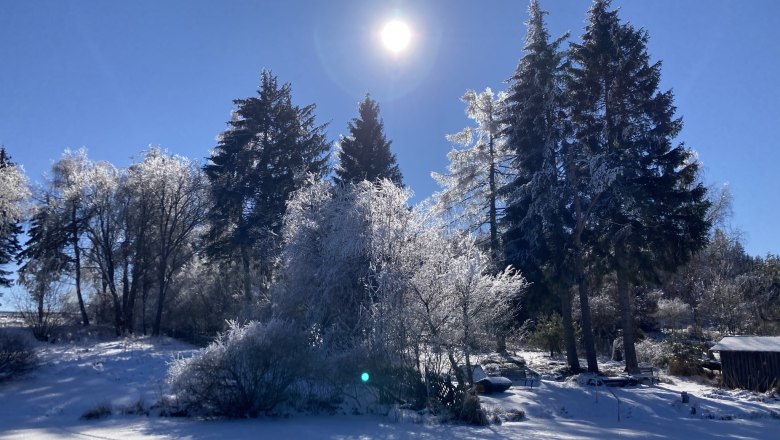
left=361, top=372, right=370, bottom=382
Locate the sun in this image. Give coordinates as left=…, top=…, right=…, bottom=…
left=381, top=20, right=411, bottom=53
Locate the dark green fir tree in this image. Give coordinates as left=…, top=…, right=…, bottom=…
left=502, top=0, right=590, bottom=372
left=568, top=0, right=710, bottom=373
left=336, top=94, right=403, bottom=185
left=204, top=70, right=330, bottom=301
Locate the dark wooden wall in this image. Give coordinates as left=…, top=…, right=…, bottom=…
left=720, top=351, right=780, bottom=392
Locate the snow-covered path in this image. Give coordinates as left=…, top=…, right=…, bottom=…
left=1, top=337, right=778, bottom=439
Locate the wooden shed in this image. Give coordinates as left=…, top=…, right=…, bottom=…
left=711, top=336, right=780, bottom=392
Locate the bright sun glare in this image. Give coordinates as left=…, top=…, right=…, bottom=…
left=381, top=20, right=411, bottom=53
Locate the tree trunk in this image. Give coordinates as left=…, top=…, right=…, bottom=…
left=463, top=299, right=474, bottom=387
left=488, top=132, right=507, bottom=354
left=487, top=134, right=499, bottom=264
left=241, top=244, right=252, bottom=302
left=496, top=334, right=507, bottom=354
left=560, top=286, right=581, bottom=373
left=141, top=278, right=149, bottom=336
left=111, top=285, right=123, bottom=337
left=120, top=257, right=131, bottom=335
left=616, top=244, right=639, bottom=373
left=152, top=262, right=167, bottom=336
left=37, top=286, right=44, bottom=327
left=71, top=204, right=89, bottom=326
left=152, top=284, right=165, bottom=337
left=574, top=243, right=599, bottom=373
left=100, top=257, right=122, bottom=336
left=449, top=350, right=467, bottom=391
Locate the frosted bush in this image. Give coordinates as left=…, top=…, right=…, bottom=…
left=168, top=319, right=310, bottom=417
left=635, top=339, right=670, bottom=367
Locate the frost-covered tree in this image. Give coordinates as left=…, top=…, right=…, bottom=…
left=129, top=148, right=207, bottom=336
left=50, top=149, right=93, bottom=326
left=82, top=161, right=124, bottom=333
left=440, top=240, right=525, bottom=384
left=275, top=177, right=526, bottom=400
left=664, top=229, right=753, bottom=335
left=0, top=148, right=30, bottom=289
left=569, top=0, right=710, bottom=372
left=432, top=88, right=511, bottom=265
left=336, top=94, right=402, bottom=185
left=17, top=149, right=93, bottom=326
left=204, top=70, right=330, bottom=302
left=274, top=177, right=416, bottom=399
left=746, top=254, right=780, bottom=333
left=81, top=161, right=154, bottom=335
left=654, top=298, right=690, bottom=334
left=274, top=177, right=370, bottom=338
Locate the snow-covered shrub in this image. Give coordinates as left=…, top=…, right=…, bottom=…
left=635, top=339, right=671, bottom=367
left=0, top=329, right=37, bottom=382
left=163, top=257, right=243, bottom=343
left=168, top=319, right=310, bottom=417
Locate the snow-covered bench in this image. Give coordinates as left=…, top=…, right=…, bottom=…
left=633, top=367, right=659, bottom=385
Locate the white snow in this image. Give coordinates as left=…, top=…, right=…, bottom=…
left=711, top=336, right=780, bottom=352
left=1, top=337, right=778, bottom=439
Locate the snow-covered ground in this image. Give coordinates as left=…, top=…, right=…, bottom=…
left=1, top=335, right=778, bottom=439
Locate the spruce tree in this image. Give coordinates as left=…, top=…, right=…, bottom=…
left=336, top=94, right=402, bottom=185
left=18, top=194, right=71, bottom=332
left=568, top=0, right=710, bottom=372
left=205, top=70, right=330, bottom=301
left=502, top=0, right=591, bottom=372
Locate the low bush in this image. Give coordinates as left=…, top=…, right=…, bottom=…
left=635, top=338, right=671, bottom=368
left=666, top=340, right=704, bottom=376
left=0, top=329, right=38, bottom=382
left=168, top=319, right=310, bottom=418
left=426, top=371, right=464, bottom=416
left=120, top=399, right=149, bottom=416
left=80, top=402, right=112, bottom=420
left=459, top=392, right=488, bottom=425
left=424, top=372, right=489, bottom=425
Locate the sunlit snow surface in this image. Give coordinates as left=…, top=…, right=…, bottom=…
left=1, top=336, right=778, bottom=439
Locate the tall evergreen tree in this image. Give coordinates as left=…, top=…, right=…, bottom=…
left=502, top=0, right=594, bottom=372
left=568, top=0, right=710, bottom=372
left=18, top=193, right=70, bottom=332
left=336, top=94, right=402, bottom=185
left=205, top=70, right=330, bottom=302
left=0, top=148, right=29, bottom=288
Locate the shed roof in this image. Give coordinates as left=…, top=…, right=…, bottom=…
left=711, top=336, right=780, bottom=352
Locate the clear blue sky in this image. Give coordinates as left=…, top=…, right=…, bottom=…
left=1, top=0, right=778, bottom=257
